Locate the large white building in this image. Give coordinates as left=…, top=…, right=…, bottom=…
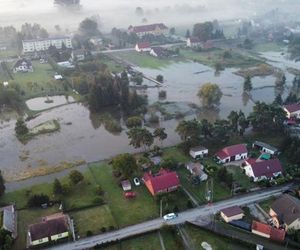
left=22, top=37, right=72, bottom=53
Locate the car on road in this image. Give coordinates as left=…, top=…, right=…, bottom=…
left=133, top=177, right=140, bottom=186
left=163, top=213, right=177, bottom=221
left=124, top=191, right=137, bottom=199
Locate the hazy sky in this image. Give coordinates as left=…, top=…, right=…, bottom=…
left=0, top=0, right=299, bottom=32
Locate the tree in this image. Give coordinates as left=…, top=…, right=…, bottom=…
left=27, top=194, right=50, bottom=207
left=79, top=18, right=99, bottom=37
left=15, top=118, right=28, bottom=137
left=153, top=128, right=167, bottom=146
left=0, top=229, right=13, bottom=250
left=193, top=22, right=214, bottom=41
left=169, top=27, right=175, bottom=35
left=53, top=178, right=63, bottom=195
left=243, top=76, right=252, bottom=92
left=185, top=29, right=190, bottom=38
left=156, top=75, right=164, bottom=83
left=69, top=170, right=84, bottom=185
left=275, top=74, right=286, bottom=88
left=273, top=94, right=283, bottom=105
left=227, top=111, right=239, bottom=132
left=127, top=127, right=154, bottom=151
left=175, top=119, right=202, bottom=145
left=112, top=153, right=138, bottom=178
left=0, top=171, right=5, bottom=197
left=198, top=83, right=222, bottom=108
left=126, top=116, right=142, bottom=128
left=135, top=7, right=144, bottom=16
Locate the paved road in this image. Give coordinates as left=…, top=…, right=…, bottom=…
left=48, top=184, right=292, bottom=250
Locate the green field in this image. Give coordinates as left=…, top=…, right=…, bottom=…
left=71, top=205, right=117, bottom=237
left=253, top=42, right=284, bottom=53
left=184, top=224, right=251, bottom=250
left=0, top=49, right=19, bottom=59
left=180, top=48, right=262, bottom=68
left=88, top=163, right=159, bottom=227
left=113, top=51, right=179, bottom=69
left=10, top=61, right=70, bottom=99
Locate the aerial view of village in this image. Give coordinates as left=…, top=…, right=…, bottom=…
left=0, top=0, right=300, bottom=249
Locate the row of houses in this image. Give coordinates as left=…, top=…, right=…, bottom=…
left=135, top=42, right=175, bottom=58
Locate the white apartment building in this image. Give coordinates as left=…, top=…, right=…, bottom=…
left=22, top=37, right=72, bottom=53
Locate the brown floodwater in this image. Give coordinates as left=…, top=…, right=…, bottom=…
left=0, top=52, right=298, bottom=183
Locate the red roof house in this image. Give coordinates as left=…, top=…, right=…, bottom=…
left=216, top=144, right=248, bottom=163
left=283, top=103, right=300, bottom=118
left=243, top=159, right=283, bottom=182
left=135, top=42, right=151, bottom=52
left=251, top=221, right=285, bottom=242
left=143, top=169, right=180, bottom=196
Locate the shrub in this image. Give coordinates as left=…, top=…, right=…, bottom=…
left=126, top=116, right=142, bottom=128
left=95, top=185, right=104, bottom=196
left=62, top=183, right=71, bottom=194
left=100, top=227, right=106, bottom=233
left=86, top=230, right=93, bottom=237
left=148, top=114, right=159, bottom=124
left=158, top=90, right=167, bottom=98
left=27, top=194, right=50, bottom=208
left=156, top=75, right=164, bottom=83
left=109, top=226, right=115, bottom=231
left=187, top=200, right=193, bottom=208
left=69, top=170, right=84, bottom=185
left=93, top=197, right=104, bottom=205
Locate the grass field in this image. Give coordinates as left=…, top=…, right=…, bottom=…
left=184, top=224, right=251, bottom=250
left=88, top=163, right=159, bottom=227
left=113, top=51, right=179, bottom=69
left=180, top=48, right=262, bottom=69
left=253, top=42, right=284, bottom=53
left=0, top=49, right=19, bottom=59
left=10, top=61, right=70, bottom=99
left=71, top=205, right=117, bottom=238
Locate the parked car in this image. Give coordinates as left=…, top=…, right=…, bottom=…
left=163, top=213, right=177, bottom=221
left=133, top=177, right=140, bottom=186
left=124, top=191, right=137, bottom=199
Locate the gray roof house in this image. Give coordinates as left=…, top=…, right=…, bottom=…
left=0, top=205, right=17, bottom=238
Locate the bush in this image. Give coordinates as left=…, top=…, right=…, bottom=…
left=156, top=75, right=164, bottom=83
left=69, top=170, right=84, bottom=185
left=187, top=200, right=193, bottom=208
left=86, top=230, right=93, bottom=237
left=93, top=197, right=104, bottom=205
left=100, top=227, right=107, bottom=233
left=109, top=226, right=115, bottom=231
left=62, top=183, right=71, bottom=194
left=95, top=185, right=104, bottom=196
left=126, top=116, right=142, bottom=128
left=28, top=194, right=50, bottom=208
left=148, top=114, right=159, bottom=124
left=158, top=90, right=167, bottom=98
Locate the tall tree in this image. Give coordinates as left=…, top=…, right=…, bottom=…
left=79, top=18, right=99, bottom=37
left=15, top=118, right=28, bottom=137
left=175, top=119, right=202, bottom=143
left=69, top=170, right=84, bottom=185
left=227, top=111, right=239, bottom=132
left=198, top=83, right=223, bottom=108
left=112, top=153, right=138, bottom=178
left=153, top=128, right=167, bottom=146
left=193, top=22, right=214, bottom=41
left=53, top=178, right=63, bottom=195
left=243, top=76, right=252, bottom=92
left=0, top=171, right=5, bottom=197
left=127, top=127, right=154, bottom=151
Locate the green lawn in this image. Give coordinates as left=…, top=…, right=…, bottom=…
left=253, top=42, right=283, bottom=53
left=162, top=147, right=190, bottom=163
left=13, top=206, right=60, bottom=250
left=0, top=49, right=19, bottom=59
left=88, top=163, right=159, bottom=227
left=71, top=205, right=117, bottom=237
left=259, top=197, right=277, bottom=213
left=10, top=61, right=70, bottom=99
left=113, top=51, right=178, bottom=69
left=184, top=224, right=252, bottom=250
left=180, top=48, right=262, bottom=68
left=227, top=166, right=256, bottom=190
left=121, top=232, right=161, bottom=250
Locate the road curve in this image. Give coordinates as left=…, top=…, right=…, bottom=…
left=47, top=184, right=292, bottom=250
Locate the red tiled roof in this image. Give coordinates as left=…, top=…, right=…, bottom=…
left=220, top=206, right=244, bottom=217
left=270, top=227, right=286, bottom=242
left=252, top=221, right=271, bottom=235
left=248, top=159, right=283, bottom=178
left=216, top=144, right=247, bottom=160
left=130, top=23, right=168, bottom=33
left=252, top=221, right=285, bottom=242
left=136, top=42, right=150, bottom=49
left=284, top=103, right=300, bottom=113
left=143, top=169, right=180, bottom=195
left=245, top=158, right=257, bottom=165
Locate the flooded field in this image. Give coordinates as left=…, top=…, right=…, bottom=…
left=25, top=95, right=75, bottom=111
left=0, top=49, right=298, bottom=182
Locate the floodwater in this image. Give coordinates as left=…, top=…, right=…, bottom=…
left=25, top=95, right=75, bottom=111
left=0, top=50, right=297, bottom=182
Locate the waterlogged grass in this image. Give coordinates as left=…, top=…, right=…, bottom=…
left=88, top=163, right=159, bottom=227
left=113, top=51, right=177, bottom=69
left=180, top=48, right=262, bottom=68
left=253, top=42, right=283, bottom=53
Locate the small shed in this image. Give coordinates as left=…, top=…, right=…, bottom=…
left=121, top=180, right=132, bottom=191
left=185, top=162, right=208, bottom=182
left=220, top=206, right=244, bottom=223
left=252, top=141, right=278, bottom=155
left=189, top=146, right=208, bottom=159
